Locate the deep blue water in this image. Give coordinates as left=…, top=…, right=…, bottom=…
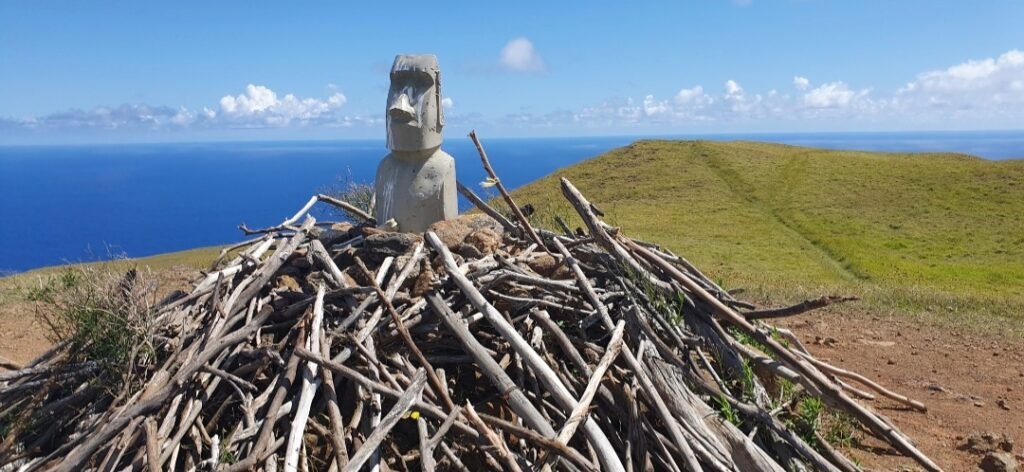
left=1, top=131, right=1022, bottom=273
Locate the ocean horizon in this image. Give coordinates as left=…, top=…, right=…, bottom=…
left=2, top=130, right=1022, bottom=273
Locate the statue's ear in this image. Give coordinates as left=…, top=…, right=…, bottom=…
left=436, top=71, right=444, bottom=127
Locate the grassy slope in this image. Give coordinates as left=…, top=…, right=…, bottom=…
left=0, top=245, right=222, bottom=304
left=510, top=140, right=1024, bottom=332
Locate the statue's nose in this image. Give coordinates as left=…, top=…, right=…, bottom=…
left=388, top=94, right=416, bottom=123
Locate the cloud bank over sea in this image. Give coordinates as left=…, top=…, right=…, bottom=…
left=2, top=48, right=1023, bottom=141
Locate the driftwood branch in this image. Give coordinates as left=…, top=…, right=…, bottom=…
left=744, top=295, right=859, bottom=320
left=468, top=129, right=549, bottom=253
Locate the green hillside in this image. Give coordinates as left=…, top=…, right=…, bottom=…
left=0, top=245, right=221, bottom=303
left=510, top=140, right=1024, bottom=331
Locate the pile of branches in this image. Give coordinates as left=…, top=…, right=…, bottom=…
left=0, top=135, right=941, bottom=472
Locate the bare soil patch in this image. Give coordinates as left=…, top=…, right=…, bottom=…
left=0, top=266, right=196, bottom=366
left=778, top=309, right=1024, bottom=471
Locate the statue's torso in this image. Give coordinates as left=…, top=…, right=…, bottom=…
left=374, top=148, right=458, bottom=232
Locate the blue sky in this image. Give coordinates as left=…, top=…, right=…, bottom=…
left=1, top=1, right=1022, bottom=144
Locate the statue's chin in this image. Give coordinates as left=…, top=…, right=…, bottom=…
left=387, top=125, right=443, bottom=152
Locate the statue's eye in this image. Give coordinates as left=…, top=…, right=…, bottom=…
left=413, top=74, right=434, bottom=90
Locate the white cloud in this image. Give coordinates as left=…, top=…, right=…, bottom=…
left=642, top=95, right=671, bottom=117
left=328, top=93, right=347, bottom=106
left=0, top=104, right=193, bottom=132
left=1, top=84, right=352, bottom=134
left=897, top=49, right=1024, bottom=116
left=217, top=84, right=347, bottom=126
left=499, top=37, right=546, bottom=73
left=917, top=49, right=1023, bottom=90
left=675, top=85, right=712, bottom=105
left=724, top=80, right=744, bottom=97
left=802, top=81, right=865, bottom=109
left=220, top=84, right=276, bottom=115
left=793, top=76, right=810, bottom=91
left=512, top=76, right=878, bottom=130
left=441, top=97, right=454, bottom=109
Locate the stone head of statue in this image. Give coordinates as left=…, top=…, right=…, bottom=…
left=386, top=54, right=444, bottom=152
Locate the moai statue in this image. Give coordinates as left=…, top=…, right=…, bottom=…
left=374, top=54, right=458, bottom=232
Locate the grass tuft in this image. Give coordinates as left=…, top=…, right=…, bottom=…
left=26, top=264, right=162, bottom=388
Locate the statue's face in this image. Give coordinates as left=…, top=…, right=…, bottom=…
left=386, top=55, right=443, bottom=151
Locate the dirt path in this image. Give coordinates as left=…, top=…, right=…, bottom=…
left=778, top=310, right=1024, bottom=471
left=2, top=278, right=1021, bottom=471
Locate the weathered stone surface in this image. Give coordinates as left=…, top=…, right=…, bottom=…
left=526, top=253, right=570, bottom=279
left=454, top=243, right=484, bottom=259
left=963, top=432, right=1015, bottom=454
left=275, top=275, right=302, bottom=293
left=980, top=452, right=1018, bottom=472
left=412, top=261, right=435, bottom=297
left=361, top=226, right=388, bottom=238
left=317, top=222, right=356, bottom=246
left=465, top=228, right=502, bottom=255
left=363, top=232, right=424, bottom=261
left=427, top=214, right=504, bottom=249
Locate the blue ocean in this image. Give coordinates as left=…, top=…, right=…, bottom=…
left=2, top=131, right=1022, bottom=273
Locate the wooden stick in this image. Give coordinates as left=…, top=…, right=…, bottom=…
left=320, top=332, right=350, bottom=471
left=744, top=296, right=859, bottom=320
left=293, top=347, right=478, bottom=440
left=425, top=292, right=556, bottom=437
left=226, top=332, right=305, bottom=472
left=552, top=235, right=704, bottom=470
left=796, top=351, right=927, bottom=412
left=456, top=181, right=516, bottom=232
left=355, top=257, right=455, bottom=413
left=468, top=130, right=549, bottom=253
left=0, top=356, right=22, bottom=372
left=343, top=369, right=427, bottom=472
left=240, top=195, right=320, bottom=235
left=284, top=285, right=326, bottom=472
left=531, top=311, right=591, bottom=376
left=144, top=418, right=160, bottom=472
left=426, top=230, right=626, bottom=472
left=556, top=320, right=626, bottom=446
left=418, top=417, right=435, bottom=472
left=622, top=237, right=942, bottom=472
left=477, top=413, right=600, bottom=472
left=316, top=193, right=374, bottom=223
left=462, top=401, right=524, bottom=472
left=558, top=178, right=671, bottom=292
left=56, top=220, right=315, bottom=472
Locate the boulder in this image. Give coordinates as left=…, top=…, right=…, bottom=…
left=980, top=452, right=1018, bottom=472
left=963, top=432, right=1014, bottom=454
left=427, top=214, right=504, bottom=249
left=363, top=232, right=424, bottom=261
left=315, top=222, right=355, bottom=246
left=465, top=228, right=502, bottom=255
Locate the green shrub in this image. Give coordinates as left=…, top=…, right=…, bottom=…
left=27, top=264, right=160, bottom=388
